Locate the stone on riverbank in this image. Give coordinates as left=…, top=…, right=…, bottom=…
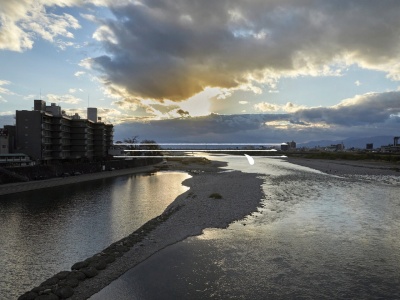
left=59, top=278, right=79, bottom=288
left=54, top=271, right=70, bottom=280
left=40, top=277, right=59, bottom=287
left=35, top=293, right=59, bottom=300
left=90, top=260, right=107, bottom=271
left=103, top=254, right=115, bottom=264
left=71, top=261, right=88, bottom=270
left=66, top=271, right=86, bottom=281
left=18, top=291, right=38, bottom=300
left=81, top=266, right=99, bottom=278
left=54, top=286, right=74, bottom=298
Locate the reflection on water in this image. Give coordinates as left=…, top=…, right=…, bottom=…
left=95, top=157, right=400, bottom=299
left=0, top=171, right=190, bottom=298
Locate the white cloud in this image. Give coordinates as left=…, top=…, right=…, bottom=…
left=284, top=102, right=307, bottom=113
left=23, top=94, right=36, bottom=100
left=254, top=102, right=280, bottom=112
left=0, top=110, right=13, bottom=116
left=0, top=0, right=82, bottom=52
left=355, top=80, right=361, bottom=86
left=255, top=101, right=307, bottom=113
left=0, top=80, right=15, bottom=95
left=239, top=101, right=248, bottom=105
left=74, top=71, right=86, bottom=77
left=55, top=40, right=76, bottom=50
left=80, top=13, right=97, bottom=22
left=93, top=25, right=118, bottom=44
left=46, top=93, right=82, bottom=104
left=78, top=58, right=92, bottom=69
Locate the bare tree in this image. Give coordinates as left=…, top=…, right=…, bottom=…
left=140, top=139, right=161, bottom=156
left=122, top=136, right=139, bottom=155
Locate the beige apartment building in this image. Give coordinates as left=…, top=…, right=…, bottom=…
left=15, top=100, right=113, bottom=163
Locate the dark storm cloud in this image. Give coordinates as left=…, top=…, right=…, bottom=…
left=115, top=113, right=292, bottom=143
left=90, top=0, right=400, bottom=101
left=176, top=109, right=189, bottom=117
left=294, top=91, right=400, bottom=126
left=115, top=112, right=400, bottom=144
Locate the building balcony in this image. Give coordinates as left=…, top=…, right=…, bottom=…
left=51, top=133, right=62, bottom=138
left=41, top=139, right=52, bottom=145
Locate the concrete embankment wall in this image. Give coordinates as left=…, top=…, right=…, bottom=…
left=0, top=158, right=162, bottom=184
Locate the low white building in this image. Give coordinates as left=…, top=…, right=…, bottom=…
left=0, top=153, right=34, bottom=166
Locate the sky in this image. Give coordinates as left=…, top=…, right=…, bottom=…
left=1, top=0, right=400, bottom=144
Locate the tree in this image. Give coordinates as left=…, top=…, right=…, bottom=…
left=122, top=136, right=139, bottom=155
left=140, top=139, right=161, bottom=156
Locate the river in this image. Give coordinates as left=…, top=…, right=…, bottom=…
left=0, top=171, right=190, bottom=299
left=93, top=155, right=400, bottom=300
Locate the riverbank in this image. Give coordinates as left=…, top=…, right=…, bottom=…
left=286, top=157, right=400, bottom=176
left=0, top=165, right=159, bottom=196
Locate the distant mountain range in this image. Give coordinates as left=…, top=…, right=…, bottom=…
left=298, top=136, right=396, bottom=149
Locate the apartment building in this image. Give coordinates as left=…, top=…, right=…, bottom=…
left=0, top=128, right=9, bottom=154
left=15, top=100, right=113, bottom=163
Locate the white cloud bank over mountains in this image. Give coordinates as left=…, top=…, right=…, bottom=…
left=114, top=91, right=400, bottom=143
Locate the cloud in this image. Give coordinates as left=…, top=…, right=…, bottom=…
left=114, top=90, right=400, bottom=143
left=0, top=80, right=13, bottom=94
left=239, top=101, right=248, bottom=105
left=293, top=91, right=400, bottom=126
left=23, top=94, right=36, bottom=100
left=254, top=101, right=305, bottom=113
left=176, top=109, right=190, bottom=117
left=149, top=104, right=179, bottom=115
left=46, top=93, right=82, bottom=104
left=115, top=112, right=400, bottom=144
left=87, top=0, right=400, bottom=103
left=80, top=13, right=97, bottom=22
left=254, top=102, right=280, bottom=112
left=355, top=80, right=361, bottom=86
left=0, top=0, right=83, bottom=52
left=0, top=111, right=14, bottom=117
left=74, top=71, right=86, bottom=77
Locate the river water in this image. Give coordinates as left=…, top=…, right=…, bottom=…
left=0, top=171, right=190, bottom=298
left=93, top=156, right=400, bottom=299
